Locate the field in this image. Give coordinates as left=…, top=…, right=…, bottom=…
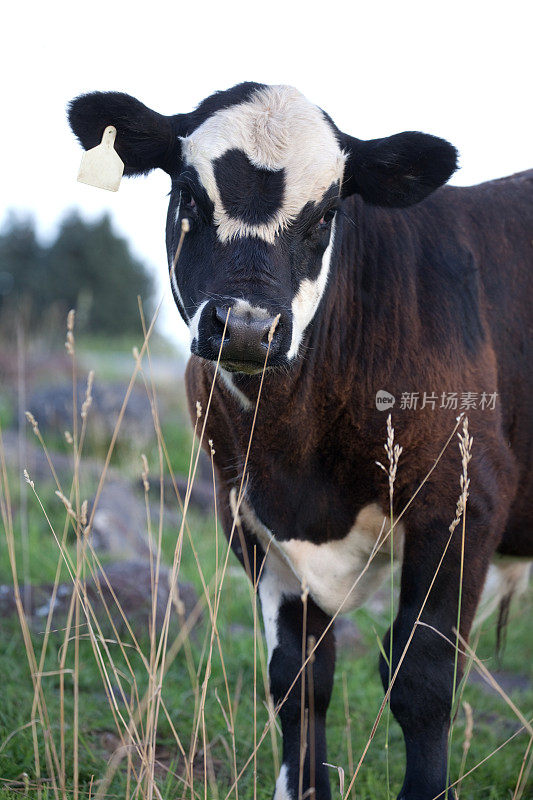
left=0, top=321, right=531, bottom=800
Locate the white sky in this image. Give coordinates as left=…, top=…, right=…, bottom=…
left=2, top=1, right=531, bottom=350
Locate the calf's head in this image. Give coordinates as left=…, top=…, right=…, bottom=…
left=69, top=82, right=457, bottom=373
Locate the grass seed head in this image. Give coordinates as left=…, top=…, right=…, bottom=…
left=25, top=411, right=39, bottom=435
left=23, top=468, right=34, bottom=489
left=80, top=500, right=88, bottom=527
left=81, top=371, right=94, bottom=419
left=55, top=490, right=77, bottom=519
left=141, top=453, right=150, bottom=492
left=65, top=309, right=76, bottom=354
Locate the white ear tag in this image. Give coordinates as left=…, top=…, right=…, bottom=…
left=77, top=126, right=124, bottom=192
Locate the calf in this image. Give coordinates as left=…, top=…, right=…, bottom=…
left=69, top=82, right=533, bottom=800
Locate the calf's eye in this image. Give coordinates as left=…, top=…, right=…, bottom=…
left=181, top=190, right=197, bottom=213
left=318, top=208, right=336, bottom=228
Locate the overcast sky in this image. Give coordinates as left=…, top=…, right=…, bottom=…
left=2, top=1, right=531, bottom=349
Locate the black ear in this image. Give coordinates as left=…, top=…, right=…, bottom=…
left=68, top=92, right=186, bottom=176
left=338, top=131, right=458, bottom=207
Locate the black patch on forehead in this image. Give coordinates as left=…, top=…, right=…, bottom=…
left=214, top=149, right=285, bottom=226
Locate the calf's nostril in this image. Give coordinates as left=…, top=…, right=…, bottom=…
left=261, top=317, right=282, bottom=347
left=213, top=306, right=231, bottom=338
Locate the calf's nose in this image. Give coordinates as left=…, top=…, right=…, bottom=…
left=211, top=304, right=282, bottom=364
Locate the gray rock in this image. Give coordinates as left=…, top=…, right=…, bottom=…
left=2, top=428, right=90, bottom=483
left=146, top=472, right=215, bottom=515
left=469, top=669, right=531, bottom=696
left=28, top=380, right=154, bottom=448
left=88, top=559, right=201, bottom=637
left=0, top=563, right=201, bottom=640
left=88, top=479, right=152, bottom=559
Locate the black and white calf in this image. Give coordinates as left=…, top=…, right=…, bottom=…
left=69, top=82, right=533, bottom=800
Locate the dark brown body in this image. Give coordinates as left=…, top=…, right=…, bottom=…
left=188, top=169, right=533, bottom=554
left=187, top=169, right=533, bottom=800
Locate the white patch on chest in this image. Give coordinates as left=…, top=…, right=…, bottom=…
left=180, top=85, right=346, bottom=244
left=218, top=368, right=253, bottom=410
left=287, top=216, right=337, bottom=360
left=243, top=499, right=404, bottom=617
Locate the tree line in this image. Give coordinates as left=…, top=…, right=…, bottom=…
left=0, top=211, right=154, bottom=335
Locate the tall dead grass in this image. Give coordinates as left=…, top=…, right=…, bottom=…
left=0, top=225, right=531, bottom=799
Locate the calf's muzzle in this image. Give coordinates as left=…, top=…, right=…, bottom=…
left=198, top=302, right=284, bottom=370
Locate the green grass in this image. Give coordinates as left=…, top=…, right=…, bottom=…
left=0, top=471, right=531, bottom=799
left=0, top=329, right=531, bottom=799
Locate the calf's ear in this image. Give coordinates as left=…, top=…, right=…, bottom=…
left=338, top=130, right=458, bottom=207
left=68, top=92, right=184, bottom=176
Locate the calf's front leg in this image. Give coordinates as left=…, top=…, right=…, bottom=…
left=380, top=513, right=497, bottom=800
left=259, top=559, right=336, bottom=800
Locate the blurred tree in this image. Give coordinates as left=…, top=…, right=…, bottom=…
left=0, top=213, right=43, bottom=314
left=0, top=210, right=154, bottom=335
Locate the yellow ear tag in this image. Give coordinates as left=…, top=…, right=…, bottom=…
left=77, top=125, right=124, bottom=192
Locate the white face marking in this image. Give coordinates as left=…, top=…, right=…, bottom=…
left=287, top=215, right=337, bottom=360
left=169, top=197, right=189, bottom=321
left=231, top=297, right=270, bottom=319
left=174, top=196, right=182, bottom=226
left=188, top=300, right=207, bottom=345
left=181, top=85, right=346, bottom=243
left=242, top=499, right=404, bottom=617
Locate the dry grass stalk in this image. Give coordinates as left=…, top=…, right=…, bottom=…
left=5, top=231, right=529, bottom=800
left=65, top=309, right=75, bottom=355
left=376, top=413, right=403, bottom=795
left=6, top=244, right=223, bottom=799
left=431, top=718, right=533, bottom=799
left=446, top=418, right=473, bottom=794
left=298, top=581, right=310, bottom=800
left=457, top=700, right=473, bottom=796
left=341, top=673, right=355, bottom=799
left=342, top=421, right=472, bottom=800
left=513, top=734, right=533, bottom=800
left=376, top=413, right=403, bottom=501
left=323, top=763, right=345, bottom=796
left=20, top=345, right=490, bottom=800
left=81, top=370, right=94, bottom=419
left=453, top=631, right=532, bottom=737
left=1, top=446, right=61, bottom=799
left=224, top=415, right=467, bottom=799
